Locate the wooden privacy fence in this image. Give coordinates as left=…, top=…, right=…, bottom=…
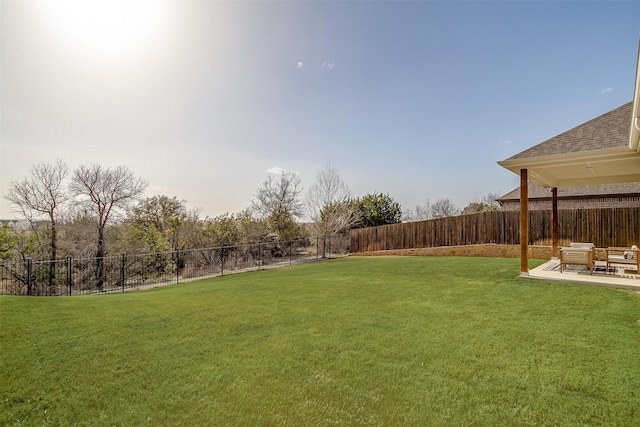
left=350, top=208, right=640, bottom=253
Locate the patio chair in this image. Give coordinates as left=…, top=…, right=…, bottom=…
left=606, top=246, right=639, bottom=273
left=560, top=243, right=595, bottom=275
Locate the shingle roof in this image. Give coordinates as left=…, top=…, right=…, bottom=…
left=498, top=181, right=640, bottom=202
left=505, top=102, right=633, bottom=160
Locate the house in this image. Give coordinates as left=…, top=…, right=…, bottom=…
left=497, top=40, right=640, bottom=273
left=499, top=101, right=639, bottom=188
left=497, top=181, right=640, bottom=211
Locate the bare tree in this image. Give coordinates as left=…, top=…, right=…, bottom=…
left=5, top=160, right=69, bottom=286
left=306, top=164, right=359, bottom=257
left=59, top=211, right=98, bottom=259
left=403, top=200, right=432, bottom=222
left=251, top=170, right=303, bottom=240
left=431, top=198, right=459, bottom=218
left=70, top=164, right=147, bottom=287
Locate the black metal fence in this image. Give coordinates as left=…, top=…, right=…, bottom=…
left=0, top=236, right=350, bottom=296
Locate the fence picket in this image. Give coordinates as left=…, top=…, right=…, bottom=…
left=351, top=208, right=640, bottom=253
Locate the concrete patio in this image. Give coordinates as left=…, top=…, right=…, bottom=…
left=527, top=259, right=640, bottom=291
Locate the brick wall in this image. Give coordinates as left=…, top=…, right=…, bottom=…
left=501, top=196, right=640, bottom=211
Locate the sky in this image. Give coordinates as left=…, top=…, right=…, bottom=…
left=1, top=0, right=639, bottom=220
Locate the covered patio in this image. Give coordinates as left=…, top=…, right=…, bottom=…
left=497, top=41, right=640, bottom=289
left=528, top=259, right=640, bottom=291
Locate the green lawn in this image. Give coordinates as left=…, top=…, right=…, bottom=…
left=1, top=256, right=639, bottom=426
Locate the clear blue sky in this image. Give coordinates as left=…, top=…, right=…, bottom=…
left=1, top=1, right=639, bottom=219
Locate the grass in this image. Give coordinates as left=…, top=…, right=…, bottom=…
left=1, top=256, right=639, bottom=426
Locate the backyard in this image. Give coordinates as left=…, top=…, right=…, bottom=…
left=1, top=256, right=639, bottom=426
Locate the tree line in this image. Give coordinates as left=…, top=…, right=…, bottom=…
left=402, top=193, right=501, bottom=222
left=1, top=160, right=500, bottom=265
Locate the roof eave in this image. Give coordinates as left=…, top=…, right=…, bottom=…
left=497, top=147, right=640, bottom=188
left=498, top=147, right=636, bottom=169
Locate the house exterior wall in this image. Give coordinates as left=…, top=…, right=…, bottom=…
left=500, top=196, right=640, bottom=211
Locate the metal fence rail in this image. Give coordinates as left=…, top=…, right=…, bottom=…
left=0, top=236, right=350, bottom=296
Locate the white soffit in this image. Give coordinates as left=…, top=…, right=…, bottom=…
left=498, top=147, right=640, bottom=188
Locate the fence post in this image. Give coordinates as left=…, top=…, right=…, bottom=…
left=289, top=240, right=292, bottom=266
left=121, top=254, right=126, bottom=293
left=329, top=235, right=332, bottom=259
left=316, top=237, right=319, bottom=262
left=258, top=242, right=261, bottom=270
left=67, top=256, right=72, bottom=296
left=27, top=259, right=32, bottom=296
left=175, top=248, right=180, bottom=285
left=221, top=247, right=225, bottom=277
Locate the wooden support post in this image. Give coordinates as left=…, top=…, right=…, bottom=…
left=552, top=187, right=558, bottom=258
left=520, top=169, right=529, bottom=275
